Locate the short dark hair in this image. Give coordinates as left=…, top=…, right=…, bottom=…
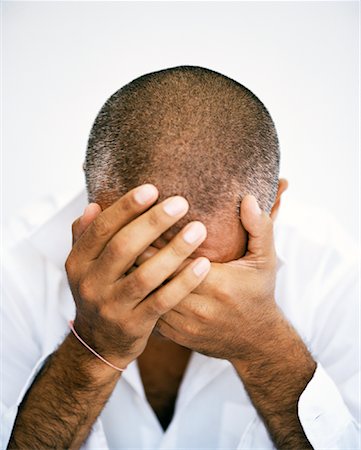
left=85, top=66, right=280, bottom=217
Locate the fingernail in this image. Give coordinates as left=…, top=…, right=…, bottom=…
left=82, top=204, right=95, bottom=219
left=192, top=258, right=211, bottom=276
left=183, top=222, right=207, bottom=244
left=249, top=196, right=262, bottom=216
left=134, top=184, right=158, bottom=205
left=82, top=203, right=100, bottom=218
left=163, top=196, right=189, bottom=216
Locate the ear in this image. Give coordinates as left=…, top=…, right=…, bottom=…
left=270, top=178, right=288, bottom=221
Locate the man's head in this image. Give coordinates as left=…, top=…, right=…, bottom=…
left=84, top=66, right=284, bottom=261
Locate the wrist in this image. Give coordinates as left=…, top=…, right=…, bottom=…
left=229, top=302, right=282, bottom=366
left=65, top=331, right=124, bottom=383
left=72, top=313, right=136, bottom=371
left=231, top=306, right=316, bottom=385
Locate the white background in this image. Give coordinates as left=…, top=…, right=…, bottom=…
left=2, top=1, right=359, bottom=241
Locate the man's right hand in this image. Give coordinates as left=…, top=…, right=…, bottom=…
left=65, top=184, right=210, bottom=370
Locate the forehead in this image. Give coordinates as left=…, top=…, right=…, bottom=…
left=153, top=210, right=247, bottom=262
left=99, top=191, right=247, bottom=262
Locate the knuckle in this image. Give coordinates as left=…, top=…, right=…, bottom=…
left=184, top=321, right=197, bottom=336
left=193, top=302, right=209, bottom=321
left=147, top=209, right=161, bottom=228
left=78, top=277, right=95, bottom=301
left=65, top=255, right=76, bottom=276
left=132, top=268, right=153, bottom=292
left=215, top=283, right=231, bottom=302
left=119, top=270, right=152, bottom=301
left=118, top=278, right=140, bottom=301
left=106, top=236, right=128, bottom=258
left=92, top=215, right=109, bottom=238
left=148, top=295, right=167, bottom=317
left=169, top=242, right=186, bottom=260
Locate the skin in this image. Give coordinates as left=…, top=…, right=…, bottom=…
left=138, top=179, right=316, bottom=447
left=8, top=179, right=316, bottom=449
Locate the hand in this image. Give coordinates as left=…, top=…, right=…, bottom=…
left=138, top=195, right=315, bottom=450
left=154, top=195, right=281, bottom=361
left=65, top=184, right=211, bottom=369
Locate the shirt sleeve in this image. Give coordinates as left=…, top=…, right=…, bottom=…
left=1, top=354, right=50, bottom=448
left=296, top=252, right=360, bottom=449
left=272, top=223, right=360, bottom=450
left=298, top=362, right=360, bottom=449
left=1, top=352, right=109, bottom=450
left=0, top=249, right=108, bottom=450
left=0, top=246, right=49, bottom=449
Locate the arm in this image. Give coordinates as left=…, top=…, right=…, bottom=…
left=8, top=333, right=121, bottom=450
left=154, top=195, right=315, bottom=448
left=6, top=184, right=210, bottom=449
left=140, top=195, right=359, bottom=448
left=231, top=308, right=316, bottom=449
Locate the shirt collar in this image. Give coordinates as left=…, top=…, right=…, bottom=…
left=120, top=348, right=233, bottom=410
left=28, top=190, right=88, bottom=271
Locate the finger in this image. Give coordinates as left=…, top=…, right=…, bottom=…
left=94, top=196, right=191, bottom=280
left=240, top=195, right=275, bottom=258
left=157, top=310, right=186, bottom=332
left=72, top=184, right=159, bottom=261
left=135, top=246, right=195, bottom=281
left=190, top=262, right=226, bottom=295
left=114, top=221, right=207, bottom=301
left=72, top=203, right=102, bottom=245
left=154, top=318, right=182, bottom=344
left=169, top=292, right=204, bottom=316
left=157, top=310, right=191, bottom=333
left=136, top=257, right=211, bottom=321
left=135, top=246, right=159, bottom=265
left=162, top=308, right=184, bottom=322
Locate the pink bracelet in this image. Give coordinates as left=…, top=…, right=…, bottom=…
left=68, top=320, right=127, bottom=372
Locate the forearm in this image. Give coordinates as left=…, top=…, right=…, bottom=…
left=8, top=332, right=121, bottom=450
left=232, top=307, right=316, bottom=450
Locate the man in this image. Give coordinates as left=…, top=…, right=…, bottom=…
left=2, top=66, right=359, bottom=449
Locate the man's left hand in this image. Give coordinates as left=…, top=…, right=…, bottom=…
left=155, top=194, right=283, bottom=361
left=139, top=194, right=316, bottom=449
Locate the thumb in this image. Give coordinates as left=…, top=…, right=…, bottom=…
left=240, top=195, right=275, bottom=259
left=72, top=203, right=102, bottom=245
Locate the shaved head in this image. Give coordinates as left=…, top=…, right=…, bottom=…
left=85, top=65, right=279, bottom=211
left=84, top=66, right=280, bottom=260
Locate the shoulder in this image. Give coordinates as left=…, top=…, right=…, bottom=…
left=275, top=198, right=358, bottom=279
left=274, top=198, right=358, bottom=344
left=2, top=190, right=87, bottom=310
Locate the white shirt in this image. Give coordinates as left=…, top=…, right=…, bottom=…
left=1, top=190, right=360, bottom=449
